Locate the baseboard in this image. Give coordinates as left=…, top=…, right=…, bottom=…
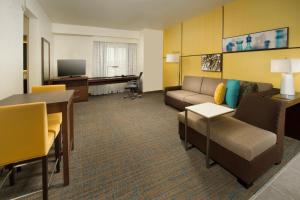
left=143, top=90, right=163, bottom=94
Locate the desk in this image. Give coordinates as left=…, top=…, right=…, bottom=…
left=88, top=75, right=138, bottom=86
left=0, top=90, right=74, bottom=186
left=49, top=76, right=88, bottom=102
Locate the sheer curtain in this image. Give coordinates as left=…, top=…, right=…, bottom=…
left=90, top=42, right=138, bottom=95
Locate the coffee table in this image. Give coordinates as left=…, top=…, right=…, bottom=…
left=185, top=102, right=234, bottom=168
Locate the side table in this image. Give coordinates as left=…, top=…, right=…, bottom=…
left=185, top=103, right=234, bottom=168
left=272, top=93, right=300, bottom=140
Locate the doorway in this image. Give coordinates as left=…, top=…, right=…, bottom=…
left=23, top=15, right=29, bottom=93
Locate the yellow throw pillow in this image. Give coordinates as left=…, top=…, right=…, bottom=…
left=214, top=83, right=226, bottom=105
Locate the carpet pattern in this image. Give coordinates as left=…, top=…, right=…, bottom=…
left=1, top=93, right=300, bottom=200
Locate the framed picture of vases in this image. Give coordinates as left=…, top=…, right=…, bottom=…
left=223, top=27, right=288, bottom=53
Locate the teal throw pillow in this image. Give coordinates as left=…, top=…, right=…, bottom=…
left=225, top=80, right=240, bottom=108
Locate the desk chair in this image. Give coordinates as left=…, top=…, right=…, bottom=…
left=124, top=72, right=143, bottom=99
left=0, top=102, right=61, bottom=200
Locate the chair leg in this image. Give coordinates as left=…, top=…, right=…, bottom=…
left=54, top=132, right=61, bottom=173
left=42, top=157, right=48, bottom=200
left=8, top=165, right=15, bottom=186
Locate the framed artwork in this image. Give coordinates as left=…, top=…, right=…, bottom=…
left=201, top=53, right=222, bottom=72
left=223, top=27, right=288, bottom=53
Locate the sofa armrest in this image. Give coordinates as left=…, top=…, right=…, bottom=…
left=164, top=85, right=182, bottom=92
left=164, top=85, right=182, bottom=95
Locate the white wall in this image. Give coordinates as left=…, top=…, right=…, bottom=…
left=53, top=24, right=163, bottom=92
left=141, top=29, right=163, bottom=92
left=53, top=35, right=93, bottom=76
left=0, top=0, right=23, bottom=99
left=53, top=24, right=141, bottom=77
left=0, top=0, right=53, bottom=99
left=26, top=0, right=53, bottom=89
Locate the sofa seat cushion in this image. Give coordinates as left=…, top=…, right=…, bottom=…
left=167, top=90, right=198, bottom=101
left=183, top=94, right=215, bottom=105
left=178, top=112, right=276, bottom=161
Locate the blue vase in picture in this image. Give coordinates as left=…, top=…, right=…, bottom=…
left=226, top=42, right=235, bottom=52
left=264, top=40, right=270, bottom=49
left=275, top=29, right=284, bottom=48
left=245, top=35, right=252, bottom=50
left=236, top=40, right=243, bottom=51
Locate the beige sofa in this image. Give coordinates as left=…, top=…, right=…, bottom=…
left=164, top=76, right=273, bottom=110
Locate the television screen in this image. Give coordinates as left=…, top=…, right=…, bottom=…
left=57, top=59, right=86, bottom=77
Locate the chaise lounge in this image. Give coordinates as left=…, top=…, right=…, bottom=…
left=177, top=94, right=285, bottom=187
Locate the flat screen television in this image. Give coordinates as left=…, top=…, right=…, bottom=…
left=57, top=59, right=86, bottom=77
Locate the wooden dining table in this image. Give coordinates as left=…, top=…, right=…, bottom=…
left=0, top=90, right=74, bottom=186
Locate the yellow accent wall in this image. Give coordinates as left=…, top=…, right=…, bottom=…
left=182, top=7, right=222, bottom=56
left=180, top=7, right=223, bottom=81
left=163, top=0, right=300, bottom=91
left=163, top=24, right=181, bottom=87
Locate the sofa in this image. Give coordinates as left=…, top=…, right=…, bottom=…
left=177, top=94, right=285, bottom=188
left=164, top=76, right=274, bottom=111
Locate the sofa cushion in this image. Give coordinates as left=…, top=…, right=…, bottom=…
left=183, top=94, right=215, bottom=105
left=214, top=83, right=226, bottom=104
left=225, top=80, right=241, bottom=108
left=178, top=111, right=207, bottom=135
left=234, top=94, right=282, bottom=133
left=200, top=77, right=226, bottom=96
left=178, top=111, right=236, bottom=135
left=256, top=83, right=273, bottom=92
left=182, top=76, right=203, bottom=93
left=211, top=116, right=276, bottom=161
left=239, top=82, right=258, bottom=102
left=167, top=90, right=198, bottom=101
left=178, top=112, right=276, bottom=161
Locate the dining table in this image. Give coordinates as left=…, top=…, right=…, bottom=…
left=0, top=90, right=74, bottom=186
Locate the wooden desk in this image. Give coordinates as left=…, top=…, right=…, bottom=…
left=272, top=93, right=300, bottom=140
left=88, top=75, right=138, bottom=86
left=0, top=90, right=74, bottom=186
left=49, top=76, right=88, bottom=102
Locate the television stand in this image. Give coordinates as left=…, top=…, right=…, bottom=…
left=69, top=75, right=83, bottom=78
left=48, top=76, right=88, bottom=102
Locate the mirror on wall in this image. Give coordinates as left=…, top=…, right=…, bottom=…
left=41, top=38, right=50, bottom=84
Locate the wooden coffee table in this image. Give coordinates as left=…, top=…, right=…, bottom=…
left=185, top=102, right=234, bottom=168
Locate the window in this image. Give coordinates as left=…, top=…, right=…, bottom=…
left=90, top=41, right=138, bottom=95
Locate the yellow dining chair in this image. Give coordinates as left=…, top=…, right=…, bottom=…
left=32, top=84, right=66, bottom=171
left=32, top=85, right=66, bottom=125
left=0, top=102, right=61, bottom=200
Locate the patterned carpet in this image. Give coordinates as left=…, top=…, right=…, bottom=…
left=1, top=92, right=300, bottom=200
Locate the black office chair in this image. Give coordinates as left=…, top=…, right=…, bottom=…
left=124, top=72, right=143, bottom=99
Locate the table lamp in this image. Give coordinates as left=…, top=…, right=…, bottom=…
left=166, top=53, right=181, bottom=85
left=271, top=59, right=300, bottom=96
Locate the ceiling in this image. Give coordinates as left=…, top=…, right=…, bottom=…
left=38, top=0, right=232, bottom=30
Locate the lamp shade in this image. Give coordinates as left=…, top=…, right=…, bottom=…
left=290, top=59, right=300, bottom=73
left=271, top=59, right=300, bottom=73
left=166, top=54, right=180, bottom=63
